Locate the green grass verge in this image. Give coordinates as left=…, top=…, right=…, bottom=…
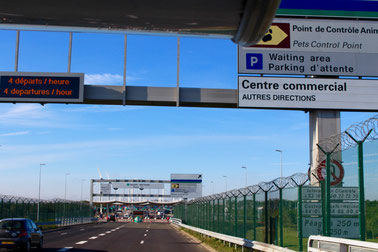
left=180, top=227, right=244, bottom=252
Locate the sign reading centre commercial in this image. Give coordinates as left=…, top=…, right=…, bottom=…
left=238, top=76, right=378, bottom=110
left=238, top=18, right=378, bottom=76
left=0, top=72, right=84, bottom=103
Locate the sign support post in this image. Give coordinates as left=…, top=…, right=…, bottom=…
left=345, top=129, right=372, bottom=241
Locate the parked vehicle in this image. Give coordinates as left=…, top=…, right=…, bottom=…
left=0, top=218, right=43, bottom=251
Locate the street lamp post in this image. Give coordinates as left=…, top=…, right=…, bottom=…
left=37, top=163, right=46, bottom=221
left=80, top=179, right=86, bottom=202
left=241, top=166, right=247, bottom=187
left=275, top=150, right=283, bottom=178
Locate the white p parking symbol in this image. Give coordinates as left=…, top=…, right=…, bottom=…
left=250, top=57, right=259, bottom=66
left=246, top=53, right=263, bottom=70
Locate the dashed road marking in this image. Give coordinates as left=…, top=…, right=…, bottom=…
left=111, top=229, right=117, bottom=231
left=60, top=233, right=67, bottom=235
left=146, top=230, right=149, bottom=232
left=57, top=247, right=73, bottom=251
left=106, top=231, right=111, bottom=234
left=99, top=233, right=106, bottom=236
left=76, top=241, right=88, bottom=245
left=80, top=229, right=85, bottom=231
left=144, top=234, right=147, bottom=237
left=89, top=236, right=98, bottom=240
left=140, top=240, right=144, bottom=244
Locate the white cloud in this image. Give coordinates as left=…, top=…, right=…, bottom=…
left=85, top=73, right=123, bottom=85
left=0, top=131, right=29, bottom=137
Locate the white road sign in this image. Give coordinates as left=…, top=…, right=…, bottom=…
left=302, top=202, right=359, bottom=216
left=170, top=174, right=202, bottom=198
left=302, top=187, right=358, bottom=200
left=100, top=183, right=111, bottom=194
left=303, top=217, right=359, bottom=238
left=238, top=76, right=378, bottom=111
left=238, top=18, right=378, bottom=76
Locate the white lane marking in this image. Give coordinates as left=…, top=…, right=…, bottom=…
left=111, top=229, right=117, bottom=231
left=99, top=233, right=106, bottom=236
left=106, top=231, right=111, bottom=233
left=60, top=233, right=67, bottom=235
left=144, top=234, right=147, bottom=237
left=80, top=229, right=85, bottom=231
left=57, top=247, right=73, bottom=252
left=75, top=241, right=88, bottom=245
left=89, top=236, right=98, bottom=240
left=140, top=240, right=144, bottom=244
left=146, top=230, right=149, bottom=232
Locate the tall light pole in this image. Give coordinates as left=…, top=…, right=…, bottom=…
left=223, top=175, right=228, bottom=192
left=37, top=163, right=46, bottom=221
left=275, top=149, right=283, bottom=178
left=241, top=166, right=247, bottom=187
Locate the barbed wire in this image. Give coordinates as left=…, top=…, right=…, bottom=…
left=0, top=194, right=84, bottom=203
left=316, top=114, right=378, bottom=154
left=189, top=173, right=308, bottom=204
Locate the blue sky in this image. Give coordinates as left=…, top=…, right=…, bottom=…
left=0, top=30, right=376, bottom=201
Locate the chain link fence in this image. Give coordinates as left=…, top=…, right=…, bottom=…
left=0, top=194, right=93, bottom=226
left=173, top=114, right=378, bottom=251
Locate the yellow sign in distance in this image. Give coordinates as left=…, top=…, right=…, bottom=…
left=256, top=25, right=288, bottom=46
left=171, top=183, right=180, bottom=189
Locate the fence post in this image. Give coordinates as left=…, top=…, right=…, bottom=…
left=222, top=197, right=226, bottom=234
left=234, top=195, right=238, bottom=237
left=253, top=193, right=256, bottom=241
left=264, top=191, right=268, bottom=243
left=279, top=188, right=283, bottom=247
left=298, top=185, right=303, bottom=252
left=228, top=197, right=232, bottom=235
left=345, top=129, right=372, bottom=241
left=317, top=144, right=339, bottom=237
left=243, top=195, right=247, bottom=238
left=217, top=198, right=220, bottom=233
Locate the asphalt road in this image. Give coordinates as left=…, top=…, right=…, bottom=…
left=2, top=222, right=209, bottom=252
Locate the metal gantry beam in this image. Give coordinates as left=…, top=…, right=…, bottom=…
left=84, top=85, right=237, bottom=108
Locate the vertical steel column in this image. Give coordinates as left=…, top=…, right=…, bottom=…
left=321, top=180, right=326, bottom=235
left=67, top=32, right=72, bottom=72
left=123, top=34, right=127, bottom=106
left=345, top=130, right=372, bottom=241
left=15, top=31, right=20, bottom=72
left=243, top=195, right=247, bottom=238
left=176, top=37, right=180, bottom=107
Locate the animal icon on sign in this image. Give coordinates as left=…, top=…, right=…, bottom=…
left=262, top=29, right=273, bottom=42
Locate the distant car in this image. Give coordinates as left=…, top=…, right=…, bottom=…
left=0, top=218, right=43, bottom=251
left=107, top=215, right=116, bottom=222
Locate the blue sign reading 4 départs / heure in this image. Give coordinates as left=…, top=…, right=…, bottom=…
left=0, top=72, right=84, bottom=103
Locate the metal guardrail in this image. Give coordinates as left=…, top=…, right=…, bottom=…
left=170, top=218, right=295, bottom=252
left=308, top=235, right=378, bottom=252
